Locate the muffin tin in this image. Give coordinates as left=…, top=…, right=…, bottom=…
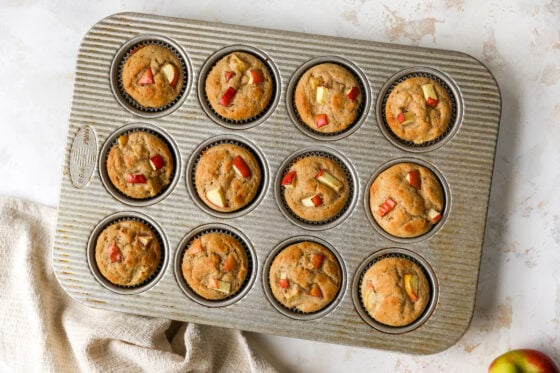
left=53, top=12, right=502, bottom=354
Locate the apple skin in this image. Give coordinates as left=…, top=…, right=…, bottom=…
left=489, top=349, right=559, bottom=373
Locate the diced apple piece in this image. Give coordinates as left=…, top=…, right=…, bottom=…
left=397, top=111, right=415, bottom=125
left=315, top=169, right=343, bottom=192
left=406, top=170, right=421, bottom=189
left=378, top=197, right=396, bottom=217
left=316, top=86, right=328, bottom=104
left=309, top=283, right=323, bottom=298
left=232, top=155, right=251, bottom=178
left=161, top=63, right=178, bottom=88
left=428, top=209, right=442, bottom=224
left=301, top=194, right=323, bottom=207
left=422, top=84, right=439, bottom=107
left=149, top=154, right=165, bottom=171
left=229, top=54, right=249, bottom=71
left=137, top=234, right=153, bottom=248
left=206, top=187, right=227, bottom=208
left=188, top=240, right=203, bottom=255
left=222, top=254, right=238, bottom=272
left=279, top=272, right=289, bottom=289
left=138, top=68, right=154, bottom=85
left=125, top=174, right=147, bottom=184
left=281, top=171, right=296, bottom=188
left=219, top=86, right=237, bottom=106
left=217, top=280, right=231, bottom=294
left=315, top=114, right=329, bottom=128
left=208, top=278, right=219, bottom=289
left=248, top=69, right=264, bottom=84
left=309, top=77, right=321, bottom=90
left=225, top=71, right=236, bottom=82
left=404, top=273, right=419, bottom=302
left=118, top=135, right=128, bottom=146
left=310, top=253, right=324, bottom=269
left=107, top=242, right=122, bottom=263
left=346, top=86, right=360, bottom=101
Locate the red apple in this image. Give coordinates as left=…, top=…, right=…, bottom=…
left=107, top=242, right=122, bottom=263
left=309, top=284, right=323, bottom=298
left=219, top=86, right=237, bottom=106
left=310, top=253, right=324, bottom=269
left=404, top=274, right=419, bottom=302
left=138, top=68, right=154, bottom=85
left=208, top=278, right=219, bottom=289
left=279, top=272, right=289, bottom=289
left=426, top=97, right=439, bottom=107
left=232, top=155, right=251, bottom=178
left=428, top=209, right=442, bottom=224
left=346, top=86, right=360, bottom=101
left=222, top=254, right=238, bottom=272
left=188, top=240, right=203, bottom=255
left=397, top=111, right=415, bottom=125
left=315, top=169, right=343, bottom=192
left=422, top=84, right=439, bottom=107
left=315, top=114, right=329, bottom=128
left=378, top=197, right=396, bottom=217
left=225, top=71, right=236, bottom=82
left=161, top=63, right=178, bottom=87
left=302, top=194, right=323, bottom=207
left=281, top=171, right=296, bottom=188
left=149, top=154, right=165, bottom=170
left=406, top=170, right=421, bottom=189
left=125, top=174, right=147, bottom=184
left=488, top=349, right=559, bottom=373
left=248, top=69, right=264, bottom=84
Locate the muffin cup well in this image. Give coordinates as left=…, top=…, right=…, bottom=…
left=352, top=248, right=438, bottom=334
left=286, top=56, right=370, bottom=141
left=197, top=45, right=281, bottom=129
left=376, top=67, right=463, bottom=151
left=275, top=147, right=358, bottom=230
left=365, top=157, right=450, bottom=243
left=110, top=34, right=192, bottom=118
left=262, top=236, right=346, bottom=320
left=186, top=135, right=269, bottom=218
left=86, top=211, right=168, bottom=295
left=99, top=123, right=181, bottom=207
left=174, top=224, right=257, bottom=307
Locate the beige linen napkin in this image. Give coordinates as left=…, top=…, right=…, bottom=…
left=0, top=197, right=276, bottom=372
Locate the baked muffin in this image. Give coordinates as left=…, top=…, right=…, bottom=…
left=294, top=63, right=362, bottom=134
left=282, top=155, right=349, bottom=222
left=181, top=232, right=248, bottom=300
left=107, top=131, right=173, bottom=199
left=385, top=76, right=452, bottom=144
left=205, top=51, right=273, bottom=121
left=360, top=257, right=430, bottom=327
left=121, top=44, right=184, bottom=108
left=95, top=220, right=161, bottom=287
left=269, top=241, right=341, bottom=313
left=195, top=143, right=262, bottom=213
left=369, top=162, right=444, bottom=238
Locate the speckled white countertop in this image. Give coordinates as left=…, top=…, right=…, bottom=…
left=1, top=1, right=558, bottom=372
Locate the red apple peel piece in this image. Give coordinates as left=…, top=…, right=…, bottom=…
left=309, top=284, right=323, bottom=298
left=315, top=114, right=328, bottom=128
left=232, top=155, right=251, bottom=178
left=248, top=69, right=264, bottom=84
left=406, top=170, right=421, bottom=189
left=149, top=154, right=165, bottom=170
left=138, top=68, right=154, bottom=85
left=219, top=87, right=237, bottom=106
left=126, top=174, right=147, bottom=184
left=225, top=71, right=236, bottom=83
left=379, top=198, right=397, bottom=217
left=107, top=242, right=122, bottom=263
left=346, top=86, right=360, bottom=101
left=310, top=253, right=324, bottom=269
left=281, top=171, right=296, bottom=188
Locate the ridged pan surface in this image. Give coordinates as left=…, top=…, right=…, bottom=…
left=53, top=12, right=501, bottom=354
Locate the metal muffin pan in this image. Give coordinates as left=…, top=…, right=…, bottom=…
left=53, top=12, right=502, bottom=354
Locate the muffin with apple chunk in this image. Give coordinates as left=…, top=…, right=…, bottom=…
left=360, top=256, right=429, bottom=327
left=95, top=219, right=161, bottom=287
left=294, top=63, right=362, bottom=134
left=121, top=44, right=184, bottom=108
left=385, top=76, right=452, bottom=144
left=269, top=241, right=341, bottom=313
left=181, top=232, right=248, bottom=300
left=205, top=51, right=273, bottom=121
